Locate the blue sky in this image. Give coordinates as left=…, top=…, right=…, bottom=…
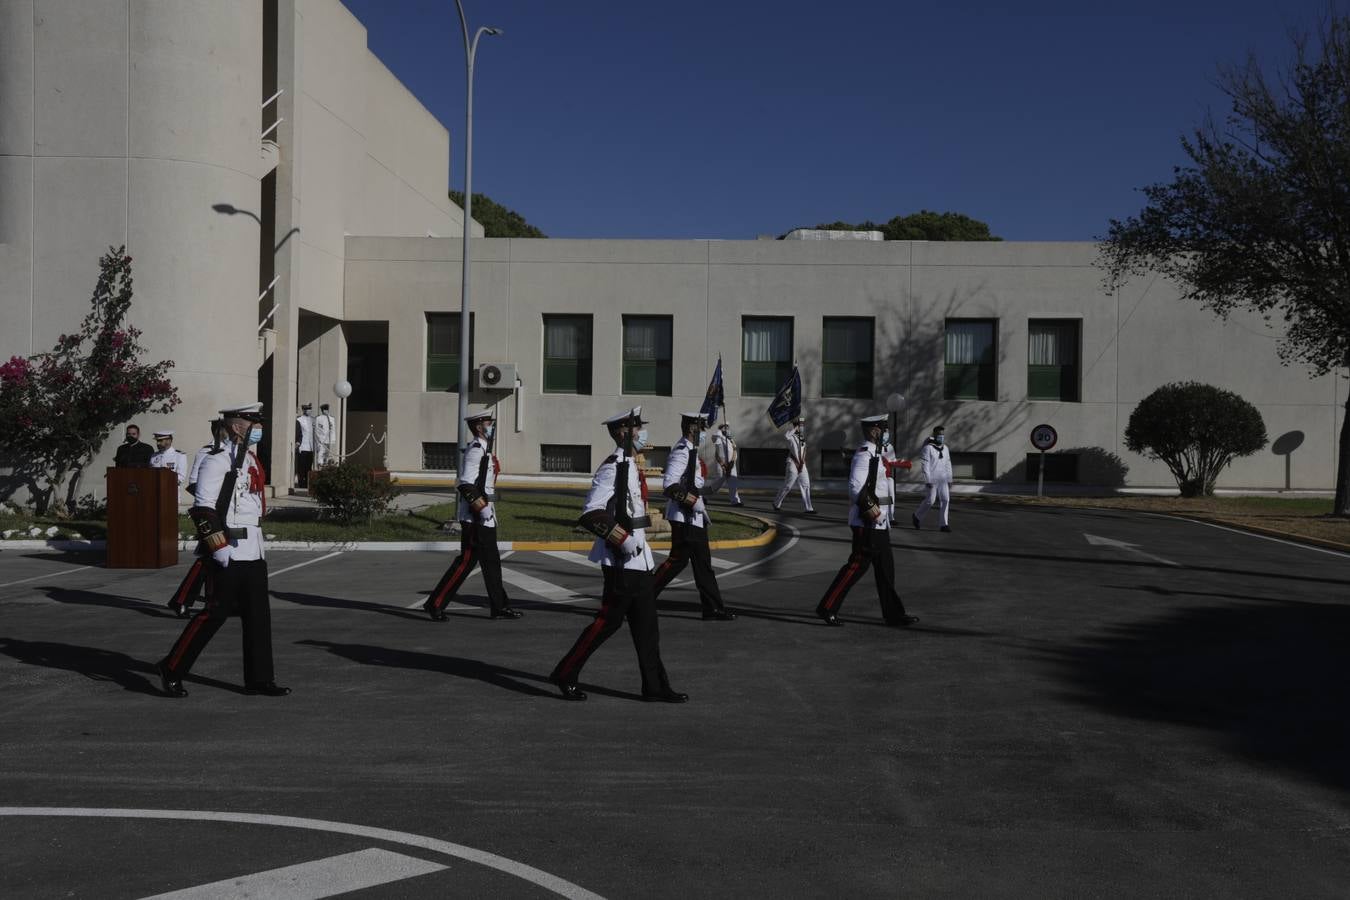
left=341, top=0, right=1339, bottom=241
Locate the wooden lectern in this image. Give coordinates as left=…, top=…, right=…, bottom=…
left=106, top=467, right=179, bottom=568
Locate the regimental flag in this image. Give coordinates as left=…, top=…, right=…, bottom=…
left=767, top=365, right=802, bottom=428
left=699, top=355, right=724, bottom=423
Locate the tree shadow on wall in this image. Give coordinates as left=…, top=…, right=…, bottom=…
left=1039, top=598, right=1350, bottom=791
left=995, top=446, right=1130, bottom=489
left=764, top=290, right=1031, bottom=471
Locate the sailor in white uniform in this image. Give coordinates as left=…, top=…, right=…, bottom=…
left=314, top=403, right=336, bottom=466
left=772, top=417, right=815, bottom=513
left=167, top=419, right=230, bottom=618
left=912, top=425, right=953, bottom=532
left=815, top=414, right=919, bottom=628
left=706, top=423, right=743, bottom=506
left=157, top=402, right=289, bottom=698
left=423, top=409, right=520, bottom=620
left=652, top=412, right=736, bottom=620
left=551, top=406, right=686, bottom=703
left=149, top=430, right=188, bottom=489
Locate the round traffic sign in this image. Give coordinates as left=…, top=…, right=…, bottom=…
left=1030, top=424, right=1058, bottom=451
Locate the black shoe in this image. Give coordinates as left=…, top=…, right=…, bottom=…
left=556, top=681, right=587, bottom=701
left=166, top=600, right=187, bottom=618
left=772, top=504, right=782, bottom=512
left=817, top=611, right=843, bottom=626
left=940, top=525, right=952, bottom=533
left=491, top=607, right=523, bottom=619
left=804, top=509, right=817, bottom=515
left=245, top=682, right=291, bottom=696
left=732, top=500, right=745, bottom=507
left=156, top=661, right=187, bottom=698
left=424, top=599, right=448, bottom=621
left=887, top=615, right=920, bottom=628
left=912, top=514, right=921, bottom=530
left=702, top=608, right=737, bottom=621
left=642, top=688, right=689, bottom=703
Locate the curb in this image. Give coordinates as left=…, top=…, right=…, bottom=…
left=0, top=516, right=779, bottom=555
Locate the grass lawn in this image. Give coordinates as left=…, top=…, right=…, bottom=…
left=0, top=491, right=768, bottom=544
left=970, top=494, right=1349, bottom=547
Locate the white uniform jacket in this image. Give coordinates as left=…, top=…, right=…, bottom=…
left=456, top=436, right=498, bottom=527
left=314, top=414, right=335, bottom=448
left=151, top=447, right=188, bottom=486
left=848, top=440, right=894, bottom=530
left=584, top=447, right=655, bottom=571
left=663, top=437, right=709, bottom=529
left=296, top=415, right=314, bottom=452
left=187, top=445, right=212, bottom=490
left=714, top=433, right=738, bottom=476
left=193, top=444, right=266, bottom=561
left=919, top=441, right=953, bottom=483
left=785, top=431, right=807, bottom=472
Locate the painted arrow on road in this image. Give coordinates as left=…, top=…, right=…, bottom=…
left=1084, top=533, right=1181, bottom=567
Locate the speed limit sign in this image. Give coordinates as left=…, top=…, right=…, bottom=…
left=1030, top=424, right=1058, bottom=451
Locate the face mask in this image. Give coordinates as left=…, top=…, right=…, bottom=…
left=881, top=431, right=891, bottom=446
left=125, top=434, right=136, bottom=443
left=248, top=427, right=264, bottom=445
left=935, top=435, right=945, bottom=445
left=483, top=424, right=495, bottom=439
left=633, top=429, right=649, bottom=450
left=697, top=431, right=707, bottom=444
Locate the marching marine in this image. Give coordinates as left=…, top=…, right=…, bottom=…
left=773, top=416, right=815, bottom=513
left=708, top=422, right=743, bottom=506
left=423, top=409, right=521, bottom=621
left=815, top=414, right=919, bottom=628
left=166, top=419, right=229, bottom=617
left=157, top=403, right=289, bottom=697
left=550, top=407, right=687, bottom=703
left=652, top=412, right=736, bottom=620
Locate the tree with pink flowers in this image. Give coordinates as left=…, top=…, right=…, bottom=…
left=0, top=246, right=180, bottom=514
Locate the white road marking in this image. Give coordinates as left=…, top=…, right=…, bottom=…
left=539, top=550, right=596, bottom=569
left=269, top=552, right=343, bottom=578
left=1084, top=533, right=1180, bottom=567
left=399, top=551, right=519, bottom=608
left=1136, top=511, right=1350, bottom=559
left=717, top=523, right=800, bottom=579
left=498, top=566, right=594, bottom=606
left=709, top=556, right=735, bottom=569
left=0, top=565, right=95, bottom=590
left=140, top=847, right=445, bottom=899
left=0, top=808, right=605, bottom=900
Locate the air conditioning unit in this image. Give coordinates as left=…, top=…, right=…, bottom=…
left=476, top=363, right=518, bottom=391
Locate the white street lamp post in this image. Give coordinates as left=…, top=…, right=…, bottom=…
left=453, top=1, right=501, bottom=474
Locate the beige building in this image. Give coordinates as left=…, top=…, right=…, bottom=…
left=1, top=2, right=1342, bottom=498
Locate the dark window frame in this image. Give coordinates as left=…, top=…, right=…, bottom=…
left=944, top=318, right=998, bottom=401
left=821, top=316, right=875, bottom=399
left=1027, top=318, right=1081, bottom=402
left=621, top=315, right=674, bottom=396
left=426, top=312, right=474, bottom=393
left=542, top=314, right=594, bottom=395
left=741, top=315, right=795, bottom=397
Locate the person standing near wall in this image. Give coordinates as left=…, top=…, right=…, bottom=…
left=314, top=403, right=336, bottom=467
left=149, top=430, right=188, bottom=489
left=422, top=409, right=521, bottom=621
left=773, top=417, right=814, bottom=514
left=114, top=424, right=153, bottom=468
left=295, top=403, right=314, bottom=487
left=652, top=412, right=737, bottom=621
left=913, top=425, right=953, bottom=533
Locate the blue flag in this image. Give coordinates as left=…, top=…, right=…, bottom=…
left=767, top=366, right=802, bottom=427
left=699, top=356, right=724, bottom=422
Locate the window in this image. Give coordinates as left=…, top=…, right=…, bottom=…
left=540, top=444, right=591, bottom=473
left=1026, top=452, right=1079, bottom=483
left=950, top=452, right=995, bottom=481
left=347, top=342, right=388, bottom=412
left=543, top=315, right=593, bottom=394
left=638, top=445, right=671, bottom=471
left=822, top=317, right=874, bottom=399
left=426, top=313, right=473, bottom=392
left=945, top=319, right=997, bottom=400
left=1028, top=319, right=1080, bottom=402
left=422, top=442, right=458, bottom=471
left=820, top=448, right=852, bottom=478
left=742, top=317, right=794, bottom=396
left=739, top=447, right=788, bottom=477
left=622, top=316, right=673, bottom=395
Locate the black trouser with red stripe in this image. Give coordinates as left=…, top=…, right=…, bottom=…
left=168, top=558, right=208, bottom=612
left=160, top=559, right=273, bottom=684
left=816, top=526, right=908, bottom=623
left=425, top=522, right=509, bottom=614
left=551, top=567, right=670, bottom=693
left=653, top=521, right=726, bottom=614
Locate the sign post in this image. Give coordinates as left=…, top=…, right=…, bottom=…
left=1030, top=424, right=1058, bottom=497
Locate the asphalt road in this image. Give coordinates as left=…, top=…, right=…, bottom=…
left=1, top=497, right=1348, bottom=898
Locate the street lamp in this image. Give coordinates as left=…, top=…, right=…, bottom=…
left=886, top=392, right=905, bottom=444
left=454, top=1, right=502, bottom=474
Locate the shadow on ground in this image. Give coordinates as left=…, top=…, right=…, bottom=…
left=0, top=638, right=160, bottom=695
left=1041, top=597, right=1350, bottom=791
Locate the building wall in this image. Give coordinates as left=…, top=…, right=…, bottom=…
left=345, top=237, right=1342, bottom=490
left=0, top=0, right=265, bottom=494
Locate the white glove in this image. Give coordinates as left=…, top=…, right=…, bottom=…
left=211, top=545, right=233, bottom=568
left=619, top=533, right=644, bottom=558
left=691, top=497, right=706, bottom=515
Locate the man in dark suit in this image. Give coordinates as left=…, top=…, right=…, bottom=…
left=113, top=424, right=153, bottom=468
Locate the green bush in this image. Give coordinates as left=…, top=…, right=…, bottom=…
left=1124, top=382, right=1268, bottom=497
left=309, top=461, right=400, bottom=523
